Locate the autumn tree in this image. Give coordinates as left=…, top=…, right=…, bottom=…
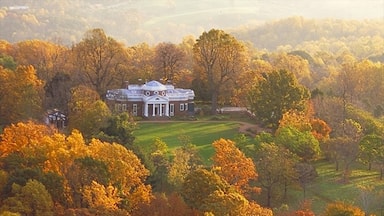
left=0, top=121, right=54, bottom=158
left=323, top=201, right=364, bottom=216
left=82, top=180, right=121, bottom=210
left=270, top=52, right=313, bottom=88
left=127, top=43, right=155, bottom=83
left=181, top=168, right=233, bottom=211
left=254, top=143, right=298, bottom=207
left=248, top=69, right=310, bottom=130
left=133, top=193, right=200, bottom=216
left=153, top=42, right=186, bottom=82
left=0, top=66, right=44, bottom=126
left=68, top=85, right=111, bottom=139
left=325, top=119, right=362, bottom=182
left=72, top=28, right=127, bottom=97
left=11, top=40, right=68, bottom=82
left=193, top=29, right=248, bottom=113
left=212, top=138, right=259, bottom=195
left=88, top=139, right=152, bottom=211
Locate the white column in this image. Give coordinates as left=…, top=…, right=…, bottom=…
left=144, top=102, right=148, bottom=117
left=152, top=103, right=155, bottom=116
left=159, top=103, right=163, bottom=116
left=165, top=102, right=169, bottom=116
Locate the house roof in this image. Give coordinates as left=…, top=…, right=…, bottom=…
left=142, top=80, right=167, bottom=91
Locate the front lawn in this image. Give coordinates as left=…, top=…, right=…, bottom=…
left=133, top=121, right=241, bottom=164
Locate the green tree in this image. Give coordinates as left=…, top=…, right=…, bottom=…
left=97, top=112, right=137, bottom=149
left=359, top=133, right=383, bottom=170
left=275, top=126, right=321, bottom=162
left=193, top=29, right=248, bottom=113
left=1, top=180, right=54, bottom=216
left=68, top=85, right=111, bottom=139
left=248, top=69, right=310, bottom=129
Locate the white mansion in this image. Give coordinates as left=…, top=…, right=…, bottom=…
left=106, top=80, right=195, bottom=118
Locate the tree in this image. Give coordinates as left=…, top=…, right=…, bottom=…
left=294, top=163, right=318, bottom=199
left=275, top=126, right=321, bottom=162
left=181, top=168, right=230, bottom=210
left=323, top=201, right=364, bottom=216
left=145, top=138, right=170, bottom=192
left=359, top=133, right=383, bottom=170
left=68, top=85, right=111, bottom=139
left=133, top=193, right=200, bottom=216
left=0, top=121, right=54, bottom=158
left=325, top=119, right=362, bottom=183
left=1, top=180, right=54, bottom=216
left=0, top=66, right=44, bottom=126
left=72, top=28, right=127, bottom=97
left=212, top=138, right=259, bottom=195
left=44, top=72, right=72, bottom=113
left=193, top=29, right=248, bottom=114
left=254, top=143, right=298, bottom=207
left=97, top=112, right=137, bottom=149
left=153, top=42, right=185, bottom=82
left=88, top=139, right=152, bottom=211
left=82, top=181, right=121, bottom=210
left=248, top=69, right=310, bottom=129
left=11, top=40, right=67, bottom=82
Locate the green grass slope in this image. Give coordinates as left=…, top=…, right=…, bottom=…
left=133, top=121, right=240, bottom=164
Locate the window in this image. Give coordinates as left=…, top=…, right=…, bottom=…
left=170, top=104, right=174, bottom=116
left=185, top=103, right=188, bottom=111
left=180, top=103, right=184, bottom=111
left=122, top=104, right=127, bottom=111
left=115, top=104, right=122, bottom=112
left=133, top=104, right=138, bottom=116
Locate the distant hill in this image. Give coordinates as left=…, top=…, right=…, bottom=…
left=0, top=0, right=383, bottom=48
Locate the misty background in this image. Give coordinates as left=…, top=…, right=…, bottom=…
left=0, top=0, right=383, bottom=46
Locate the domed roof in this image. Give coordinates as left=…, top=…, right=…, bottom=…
left=142, top=80, right=167, bottom=91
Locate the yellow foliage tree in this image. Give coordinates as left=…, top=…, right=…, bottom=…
left=0, top=121, right=54, bottom=158
left=82, top=181, right=121, bottom=210
left=88, top=139, right=152, bottom=210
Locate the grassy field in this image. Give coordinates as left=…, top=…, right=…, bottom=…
left=133, top=121, right=241, bottom=163
left=287, top=160, right=384, bottom=215
left=133, top=120, right=384, bottom=215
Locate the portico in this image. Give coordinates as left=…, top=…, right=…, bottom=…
left=143, top=96, right=170, bottom=117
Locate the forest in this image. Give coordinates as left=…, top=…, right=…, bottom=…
left=0, top=13, right=384, bottom=215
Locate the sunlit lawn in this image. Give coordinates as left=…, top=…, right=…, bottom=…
left=133, top=121, right=240, bottom=164
left=287, top=160, right=384, bottom=215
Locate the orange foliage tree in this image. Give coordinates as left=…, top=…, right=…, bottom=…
left=212, top=138, right=260, bottom=195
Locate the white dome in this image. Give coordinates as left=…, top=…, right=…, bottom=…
left=142, top=80, right=167, bottom=91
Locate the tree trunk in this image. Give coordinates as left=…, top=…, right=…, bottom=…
left=266, top=187, right=272, bottom=207
left=211, top=90, right=218, bottom=115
